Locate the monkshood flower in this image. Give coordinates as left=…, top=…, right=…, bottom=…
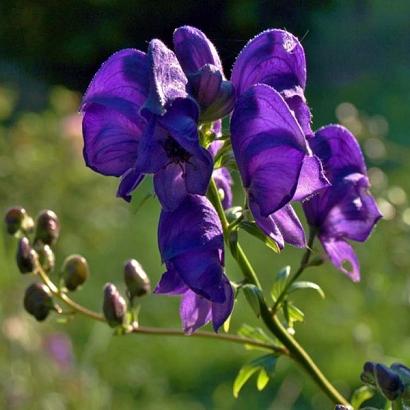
left=173, top=26, right=235, bottom=121
left=231, top=29, right=312, bottom=136
left=155, top=194, right=233, bottom=334
left=231, top=84, right=329, bottom=249
left=81, top=38, right=213, bottom=210
left=303, top=125, right=382, bottom=281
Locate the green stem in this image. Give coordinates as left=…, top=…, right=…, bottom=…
left=208, top=178, right=349, bottom=406
left=34, top=260, right=284, bottom=354
left=272, top=228, right=316, bottom=313
left=131, top=326, right=288, bottom=354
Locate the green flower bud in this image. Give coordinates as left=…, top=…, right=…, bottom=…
left=35, top=210, right=60, bottom=245
left=61, top=255, right=90, bottom=291
left=103, top=283, right=126, bottom=327
left=37, top=244, right=55, bottom=273
left=124, top=259, right=150, bottom=299
left=16, top=237, right=37, bottom=273
left=23, top=283, right=53, bottom=321
left=4, top=207, right=33, bottom=235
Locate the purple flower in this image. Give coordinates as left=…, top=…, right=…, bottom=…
left=212, top=167, right=233, bottom=209
left=43, top=333, right=73, bottom=371
left=303, top=125, right=382, bottom=281
left=155, top=194, right=233, bottom=334
left=231, top=29, right=312, bottom=136
left=231, top=83, right=329, bottom=249
left=81, top=38, right=213, bottom=210
left=173, top=26, right=235, bottom=121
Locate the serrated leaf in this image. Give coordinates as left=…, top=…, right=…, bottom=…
left=271, top=266, right=291, bottom=301
left=288, top=281, right=325, bottom=299
left=351, top=385, right=375, bottom=409
left=242, top=284, right=262, bottom=317
left=256, top=368, right=270, bottom=391
left=233, top=364, right=260, bottom=398
left=239, top=221, right=280, bottom=254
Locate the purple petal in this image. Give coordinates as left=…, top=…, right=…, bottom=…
left=158, top=195, right=223, bottom=261
left=180, top=290, right=212, bottom=334
left=154, top=267, right=188, bottom=295
left=116, top=168, right=144, bottom=201
left=249, top=200, right=285, bottom=250
left=321, top=237, right=360, bottom=282
left=153, top=163, right=187, bottom=211
left=231, top=84, right=307, bottom=216
left=231, top=29, right=306, bottom=96
left=293, top=154, right=330, bottom=201
left=271, top=205, right=306, bottom=247
left=171, top=249, right=226, bottom=303
left=321, top=174, right=382, bottom=242
left=212, top=167, right=233, bottom=209
left=311, top=125, right=367, bottom=182
left=81, top=49, right=148, bottom=121
left=82, top=103, right=143, bottom=176
left=134, top=115, right=169, bottom=174
left=211, top=276, right=234, bottom=332
left=188, top=64, right=235, bottom=121
left=282, top=87, right=313, bottom=137
left=173, top=26, right=223, bottom=75
left=142, top=39, right=188, bottom=116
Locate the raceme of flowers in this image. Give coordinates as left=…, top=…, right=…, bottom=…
left=81, top=26, right=382, bottom=333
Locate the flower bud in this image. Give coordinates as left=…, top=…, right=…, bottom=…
left=61, top=255, right=90, bottom=291
left=35, top=210, right=60, bottom=245
left=103, top=283, right=126, bottom=327
left=16, top=237, right=37, bottom=273
left=124, top=259, right=150, bottom=299
left=4, top=207, right=33, bottom=235
left=375, top=363, right=404, bottom=401
left=335, top=406, right=352, bottom=410
left=37, top=244, right=55, bottom=273
left=23, top=283, right=53, bottom=321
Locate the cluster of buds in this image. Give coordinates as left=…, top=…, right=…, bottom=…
left=361, top=361, right=410, bottom=403
left=102, top=259, right=151, bottom=328
left=4, top=207, right=151, bottom=330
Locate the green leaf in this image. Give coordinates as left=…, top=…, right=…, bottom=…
left=228, top=228, right=238, bottom=258
left=225, top=206, right=243, bottom=224
left=241, top=284, right=262, bottom=317
left=271, top=266, right=291, bottom=301
left=351, top=385, right=375, bottom=409
left=256, top=368, right=269, bottom=391
left=288, top=281, right=325, bottom=299
left=214, top=140, right=233, bottom=168
left=237, top=324, right=277, bottom=352
left=233, top=355, right=278, bottom=398
left=239, top=221, right=280, bottom=253
left=233, top=364, right=260, bottom=398
left=287, top=303, right=304, bottom=323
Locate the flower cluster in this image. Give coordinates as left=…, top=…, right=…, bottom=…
left=81, top=26, right=381, bottom=333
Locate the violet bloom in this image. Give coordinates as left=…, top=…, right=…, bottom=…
left=81, top=38, right=212, bottom=210
left=303, top=125, right=382, bottom=281
left=173, top=26, right=235, bottom=121
left=231, top=84, right=329, bottom=249
left=155, top=194, right=233, bottom=334
left=231, top=29, right=312, bottom=136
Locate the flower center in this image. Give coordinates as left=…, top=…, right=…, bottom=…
left=163, top=137, right=191, bottom=163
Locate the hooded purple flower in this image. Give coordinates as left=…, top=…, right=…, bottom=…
left=81, top=38, right=213, bottom=210
left=231, top=84, right=329, bottom=249
left=173, top=26, right=235, bottom=121
left=231, top=29, right=312, bottom=136
left=155, top=194, right=233, bottom=334
left=303, top=125, right=382, bottom=281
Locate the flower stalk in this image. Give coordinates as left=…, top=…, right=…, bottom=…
left=208, top=177, right=350, bottom=406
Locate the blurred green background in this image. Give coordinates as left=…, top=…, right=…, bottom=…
left=1, top=0, right=410, bottom=409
